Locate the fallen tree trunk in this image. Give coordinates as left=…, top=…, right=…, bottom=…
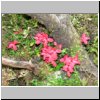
left=2, top=57, right=34, bottom=70
left=27, top=14, right=98, bottom=80
left=2, top=57, right=50, bottom=77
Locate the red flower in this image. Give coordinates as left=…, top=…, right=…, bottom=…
left=72, top=54, right=80, bottom=65
left=60, top=54, right=80, bottom=77
left=41, top=45, right=61, bottom=67
left=60, top=55, right=72, bottom=65
left=7, top=40, right=19, bottom=51
left=81, top=33, right=90, bottom=44
left=34, top=32, right=53, bottom=47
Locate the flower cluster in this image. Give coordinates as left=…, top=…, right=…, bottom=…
left=81, top=33, right=90, bottom=45
left=41, top=44, right=62, bottom=67
left=34, top=32, right=62, bottom=67
left=34, top=32, right=81, bottom=77
left=7, top=31, right=91, bottom=78
left=34, top=32, right=54, bottom=47
left=7, top=40, right=19, bottom=51
left=60, top=54, right=80, bottom=77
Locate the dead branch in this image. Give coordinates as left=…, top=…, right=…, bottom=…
left=2, top=57, right=35, bottom=71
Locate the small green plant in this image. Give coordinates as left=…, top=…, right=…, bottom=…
left=31, top=66, right=82, bottom=86
left=59, top=48, right=69, bottom=57
left=53, top=63, right=64, bottom=71
left=86, top=36, right=98, bottom=66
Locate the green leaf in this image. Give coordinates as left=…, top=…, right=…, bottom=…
left=62, top=48, right=67, bottom=53
left=30, top=42, right=34, bottom=46
left=54, top=63, right=64, bottom=70
left=30, top=39, right=35, bottom=46
left=23, top=29, right=30, bottom=38
left=21, top=51, right=24, bottom=55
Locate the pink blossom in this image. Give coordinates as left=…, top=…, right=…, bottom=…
left=81, top=33, right=90, bottom=44
left=62, top=65, right=74, bottom=77
left=54, top=41, right=62, bottom=53
left=60, top=55, right=72, bottom=65
left=41, top=46, right=61, bottom=67
left=67, top=71, right=71, bottom=77
left=62, top=65, right=69, bottom=71
left=72, top=54, right=80, bottom=65
left=60, top=54, right=80, bottom=77
left=34, top=32, right=53, bottom=47
left=7, top=40, right=19, bottom=51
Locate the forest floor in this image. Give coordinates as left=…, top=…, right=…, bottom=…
left=2, top=14, right=98, bottom=86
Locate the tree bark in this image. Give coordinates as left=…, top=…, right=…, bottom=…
left=27, top=14, right=80, bottom=48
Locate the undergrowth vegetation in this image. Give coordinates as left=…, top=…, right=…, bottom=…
left=70, top=14, right=98, bottom=66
